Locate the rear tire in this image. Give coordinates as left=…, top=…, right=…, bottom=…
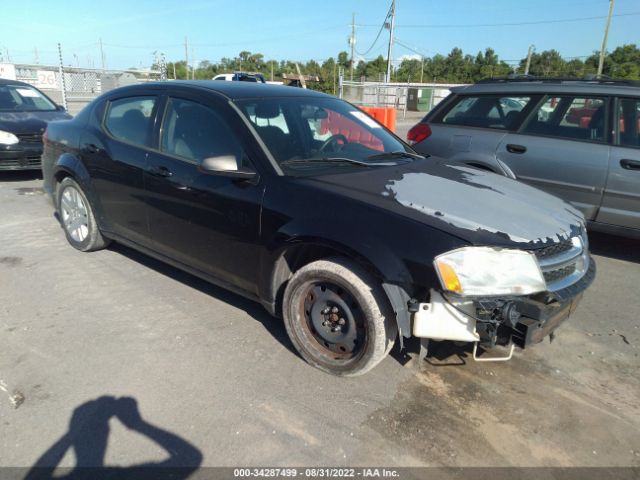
left=282, top=257, right=397, bottom=376
left=57, top=177, right=110, bottom=252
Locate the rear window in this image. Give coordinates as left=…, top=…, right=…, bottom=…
left=522, top=96, right=607, bottom=142
left=104, top=96, right=156, bottom=147
left=440, top=95, right=532, bottom=130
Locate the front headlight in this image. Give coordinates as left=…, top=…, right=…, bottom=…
left=434, top=246, right=546, bottom=296
left=0, top=130, right=19, bottom=145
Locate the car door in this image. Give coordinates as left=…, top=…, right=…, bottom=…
left=81, top=94, right=160, bottom=245
left=144, top=92, right=265, bottom=294
left=596, top=97, right=640, bottom=230
left=418, top=94, right=538, bottom=174
left=496, top=94, right=610, bottom=220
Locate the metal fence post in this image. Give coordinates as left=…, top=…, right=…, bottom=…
left=57, top=43, right=68, bottom=110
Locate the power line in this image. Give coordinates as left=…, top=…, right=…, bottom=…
left=355, top=2, right=393, bottom=56
left=392, top=11, right=640, bottom=28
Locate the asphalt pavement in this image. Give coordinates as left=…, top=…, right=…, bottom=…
left=0, top=171, right=639, bottom=470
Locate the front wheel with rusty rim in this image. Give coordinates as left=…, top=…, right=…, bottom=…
left=282, top=257, right=397, bottom=376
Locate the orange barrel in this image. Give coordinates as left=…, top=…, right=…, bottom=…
left=384, top=107, right=396, bottom=133
left=357, top=106, right=397, bottom=133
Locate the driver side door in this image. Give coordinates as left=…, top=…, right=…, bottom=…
left=144, top=92, right=265, bottom=294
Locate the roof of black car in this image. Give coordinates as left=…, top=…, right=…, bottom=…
left=132, top=80, right=329, bottom=100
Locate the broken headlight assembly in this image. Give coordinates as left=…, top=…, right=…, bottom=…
left=434, top=246, right=546, bottom=297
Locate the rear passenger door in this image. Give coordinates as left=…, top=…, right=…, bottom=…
left=596, top=97, right=640, bottom=230
left=84, top=95, right=159, bottom=245
left=423, top=94, right=536, bottom=174
left=496, top=95, right=610, bottom=220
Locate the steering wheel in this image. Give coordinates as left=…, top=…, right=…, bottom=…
left=318, top=134, right=348, bottom=153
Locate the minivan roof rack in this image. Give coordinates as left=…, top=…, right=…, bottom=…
left=476, top=75, right=640, bottom=87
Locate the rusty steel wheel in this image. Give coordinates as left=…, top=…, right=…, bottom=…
left=282, top=257, right=397, bottom=376
left=299, top=281, right=366, bottom=361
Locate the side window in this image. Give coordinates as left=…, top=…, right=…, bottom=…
left=523, top=96, right=607, bottom=142
left=160, top=98, right=244, bottom=163
left=616, top=98, right=640, bottom=148
left=441, top=95, right=531, bottom=130
left=104, top=96, right=156, bottom=147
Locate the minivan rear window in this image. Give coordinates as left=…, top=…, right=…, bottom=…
left=441, top=95, right=531, bottom=130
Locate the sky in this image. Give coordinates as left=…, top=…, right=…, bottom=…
left=0, top=0, right=638, bottom=70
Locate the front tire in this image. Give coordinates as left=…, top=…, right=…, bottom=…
left=282, top=257, right=397, bottom=376
left=57, top=177, right=110, bottom=252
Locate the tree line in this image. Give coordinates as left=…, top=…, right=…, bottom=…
left=159, top=43, right=639, bottom=92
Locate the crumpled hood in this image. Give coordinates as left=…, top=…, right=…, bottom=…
left=0, top=110, right=72, bottom=135
left=301, top=158, right=585, bottom=248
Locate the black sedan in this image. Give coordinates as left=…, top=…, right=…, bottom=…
left=42, top=81, right=594, bottom=375
left=0, top=78, right=71, bottom=170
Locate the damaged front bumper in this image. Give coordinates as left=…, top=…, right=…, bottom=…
left=412, top=256, right=596, bottom=354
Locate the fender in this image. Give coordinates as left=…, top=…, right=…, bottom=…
left=52, top=154, right=107, bottom=229
left=263, top=218, right=416, bottom=341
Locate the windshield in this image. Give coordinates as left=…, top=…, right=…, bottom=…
left=0, top=84, right=57, bottom=112
left=235, top=96, right=412, bottom=171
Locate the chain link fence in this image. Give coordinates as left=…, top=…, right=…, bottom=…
left=3, top=63, right=161, bottom=115
left=340, top=79, right=466, bottom=118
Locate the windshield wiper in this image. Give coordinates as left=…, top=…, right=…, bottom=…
left=366, top=151, right=425, bottom=161
left=280, top=157, right=396, bottom=167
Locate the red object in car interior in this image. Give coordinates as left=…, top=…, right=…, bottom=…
left=407, top=123, right=432, bottom=145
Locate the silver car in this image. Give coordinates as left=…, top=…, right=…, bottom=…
left=408, top=78, right=640, bottom=239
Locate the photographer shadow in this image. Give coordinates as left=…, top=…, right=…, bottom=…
left=25, top=396, right=202, bottom=480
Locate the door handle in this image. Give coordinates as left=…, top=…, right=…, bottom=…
left=506, top=144, right=527, bottom=154
left=83, top=143, right=100, bottom=154
left=149, top=166, right=174, bottom=178
left=620, top=159, right=640, bottom=170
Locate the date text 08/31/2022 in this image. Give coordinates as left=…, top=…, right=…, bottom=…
left=233, top=468, right=400, bottom=478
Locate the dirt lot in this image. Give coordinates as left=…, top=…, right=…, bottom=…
left=0, top=171, right=639, bottom=470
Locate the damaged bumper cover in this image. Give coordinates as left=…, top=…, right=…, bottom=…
left=412, top=255, right=596, bottom=349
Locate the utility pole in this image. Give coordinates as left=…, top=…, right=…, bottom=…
left=191, top=46, right=195, bottom=79
left=57, top=43, right=68, bottom=111
left=184, top=37, right=189, bottom=80
left=420, top=55, right=424, bottom=83
left=598, top=0, right=615, bottom=76
left=386, top=0, right=396, bottom=83
left=349, top=13, right=356, bottom=81
left=524, top=45, right=534, bottom=75
left=270, top=61, right=274, bottom=81
left=99, top=38, right=106, bottom=71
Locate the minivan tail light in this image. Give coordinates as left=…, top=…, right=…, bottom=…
left=407, top=123, right=432, bottom=145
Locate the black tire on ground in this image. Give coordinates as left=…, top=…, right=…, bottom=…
left=56, top=176, right=110, bottom=252
left=282, top=257, right=397, bottom=376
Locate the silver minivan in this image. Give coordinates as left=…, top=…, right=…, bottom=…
left=408, top=78, right=640, bottom=238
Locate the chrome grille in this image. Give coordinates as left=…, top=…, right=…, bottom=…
left=17, top=133, right=43, bottom=145
left=0, top=157, right=42, bottom=168
left=533, top=236, right=588, bottom=291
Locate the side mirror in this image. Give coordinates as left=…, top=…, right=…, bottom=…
left=56, top=104, right=66, bottom=112
left=200, top=155, right=258, bottom=180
